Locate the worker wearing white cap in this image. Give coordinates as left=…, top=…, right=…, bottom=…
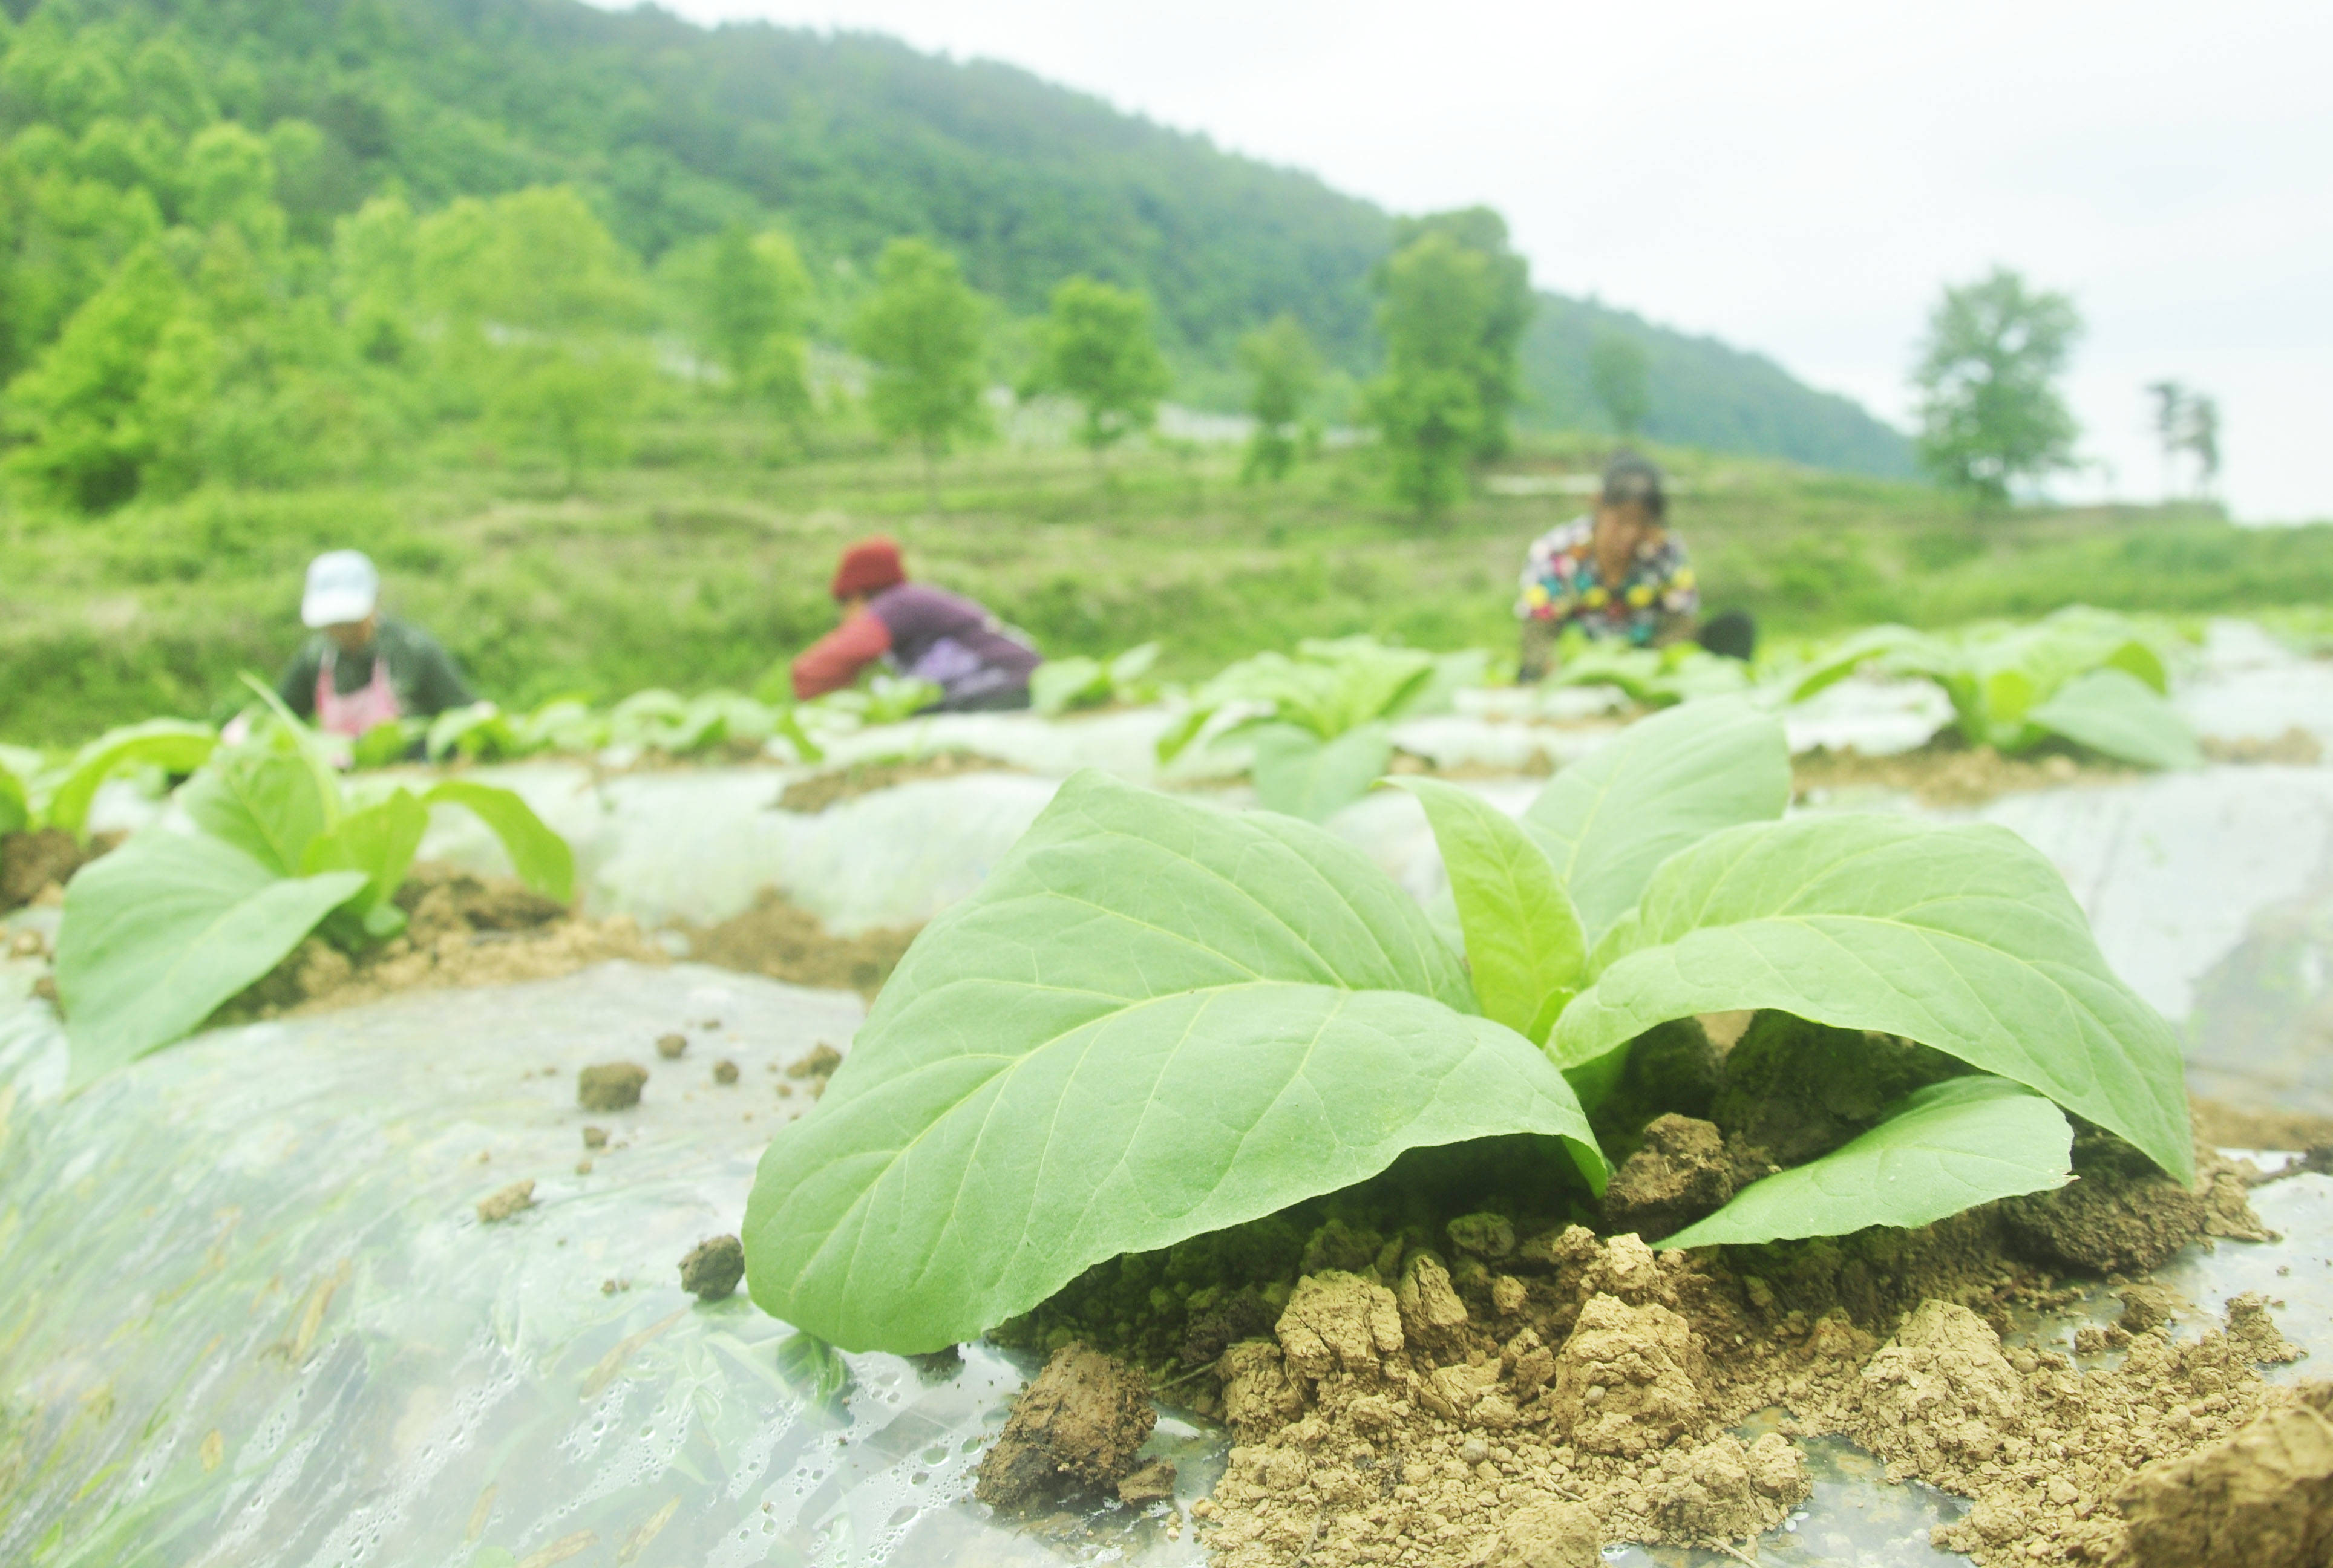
left=275, top=550, right=477, bottom=737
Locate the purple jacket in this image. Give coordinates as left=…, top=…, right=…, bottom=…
left=869, top=583, right=1041, bottom=705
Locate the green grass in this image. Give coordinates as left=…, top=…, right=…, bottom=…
left=2, top=413, right=2326, bottom=745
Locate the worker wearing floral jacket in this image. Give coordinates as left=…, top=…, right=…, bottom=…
left=1515, top=454, right=1733, bottom=681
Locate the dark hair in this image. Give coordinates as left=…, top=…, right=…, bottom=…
left=1600, top=452, right=1666, bottom=522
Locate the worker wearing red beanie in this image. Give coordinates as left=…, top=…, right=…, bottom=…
left=791, top=537, right=1042, bottom=711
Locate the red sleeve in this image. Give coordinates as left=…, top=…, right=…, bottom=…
left=791, top=609, right=892, bottom=700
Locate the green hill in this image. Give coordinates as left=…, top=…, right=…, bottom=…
left=31, top=0, right=1912, bottom=474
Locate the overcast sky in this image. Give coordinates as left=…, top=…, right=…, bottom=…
left=627, top=0, right=2331, bottom=521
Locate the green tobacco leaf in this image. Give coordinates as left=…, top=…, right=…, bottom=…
left=56, top=834, right=367, bottom=1082
left=1030, top=656, right=1105, bottom=716
left=1248, top=720, right=1393, bottom=822
left=350, top=719, right=425, bottom=769
left=425, top=702, right=519, bottom=762
left=1523, top=696, right=1790, bottom=939
left=422, top=780, right=575, bottom=904
left=1785, top=625, right=1956, bottom=703
left=1659, top=1077, right=2073, bottom=1249
left=1396, top=779, right=1584, bottom=1044
left=774, top=1331, right=853, bottom=1410
left=44, top=720, right=218, bottom=837
left=2023, top=668, right=2201, bottom=770
left=304, top=788, right=430, bottom=916
left=744, top=770, right=1603, bottom=1353
left=180, top=743, right=338, bottom=877
left=1555, top=814, right=2193, bottom=1182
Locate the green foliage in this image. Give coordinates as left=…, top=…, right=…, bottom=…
left=1520, top=697, right=1791, bottom=941
left=742, top=770, right=1605, bottom=1353
left=1028, top=643, right=1160, bottom=716
left=1159, top=636, right=1487, bottom=821
left=1544, top=637, right=1753, bottom=711
left=1913, top=267, right=2083, bottom=503
left=54, top=834, right=368, bottom=1085
left=850, top=238, right=987, bottom=495
left=52, top=695, right=575, bottom=1076
left=667, top=224, right=812, bottom=411
left=1026, top=275, right=1171, bottom=456
left=10, top=718, right=216, bottom=836
left=747, top=695, right=2185, bottom=1350
left=1552, top=812, right=2190, bottom=1181
left=1404, top=698, right=2186, bottom=1240
left=1785, top=606, right=2197, bottom=768
left=1237, top=314, right=1319, bottom=483
left=1660, top=1077, right=2073, bottom=1249
left=1363, top=212, right=1531, bottom=518
left=1587, top=328, right=1649, bottom=439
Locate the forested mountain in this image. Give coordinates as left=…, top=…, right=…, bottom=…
left=1, top=0, right=1911, bottom=475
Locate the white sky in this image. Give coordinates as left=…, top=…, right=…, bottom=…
left=624, top=0, right=2333, bottom=521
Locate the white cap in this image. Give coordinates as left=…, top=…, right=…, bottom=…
left=301, top=550, right=380, bottom=629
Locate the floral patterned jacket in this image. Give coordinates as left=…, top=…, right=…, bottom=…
left=1514, top=516, right=1699, bottom=645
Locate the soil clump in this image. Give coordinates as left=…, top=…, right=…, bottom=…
left=974, top=1342, right=1158, bottom=1511
left=1793, top=740, right=2133, bottom=807
left=678, top=1235, right=744, bottom=1301
left=475, top=1179, right=534, bottom=1223
left=995, top=1050, right=2286, bottom=1568
left=577, top=1062, right=647, bottom=1111
left=218, top=863, right=659, bottom=1023
left=0, top=828, right=121, bottom=910
left=683, top=889, right=918, bottom=1000
left=777, top=750, right=1014, bottom=813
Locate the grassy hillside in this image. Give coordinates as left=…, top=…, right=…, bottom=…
left=30, top=0, right=1913, bottom=473
left=4, top=421, right=2322, bottom=745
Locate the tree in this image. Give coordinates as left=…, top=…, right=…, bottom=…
left=1378, top=207, right=1531, bottom=461
left=1025, top=275, right=1172, bottom=463
left=684, top=223, right=813, bottom=414
left=1364, top=212, right=1533, bottom=520
left=2147, top=380, right=2221, bottom=500
left=1237, top=313, right=1319, bottom=483
left=413, top=186, right=653, bottom=488
left=2180, top=394, right=2220, bottom=495
left=1911, top=267, right=2083, bottom=503
left=1, top=243, right=188, bottom=511
left=849, top=238, right=987, bottom=508
left=2147, top=380, right=2185, bottom=500
left=1588, top=327, right=1651, bottom=439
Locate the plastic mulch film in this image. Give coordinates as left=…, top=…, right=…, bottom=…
left=7, top=958, right=2333, bottom=1566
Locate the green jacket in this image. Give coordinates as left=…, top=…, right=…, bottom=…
left=276, top=618, right=478, bottom=720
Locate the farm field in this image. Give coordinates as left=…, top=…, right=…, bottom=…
left=5, top=607, right=2333, bottom=1567
left=5, top=430, right=2328, bottom=745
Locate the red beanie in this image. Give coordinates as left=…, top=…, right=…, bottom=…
left=831, top=537, right=906, bottom=601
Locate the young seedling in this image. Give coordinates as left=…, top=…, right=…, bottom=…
left=744, top=697, right=2187, bottom=1355
left=53, top=681, right=575, bottom=1084
left=1157, top=635, right=1489, bottom=821
left=1785, top=605, right=2199, bottom=769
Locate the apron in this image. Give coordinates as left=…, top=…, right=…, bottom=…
left=316, top=647, right=403, bottom=737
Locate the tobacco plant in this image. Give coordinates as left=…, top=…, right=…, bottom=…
left=1785, top=606, right=2198, bottom=769
left=744, top=697, right=2187, bottom=1354
left=1029, top=642, right=1162, bottom=716
left=53, top=687, right=574, bottom=1084
left=0, top=720, right=218, bottom=839
left=1157, top=635, right=1489, bottom=821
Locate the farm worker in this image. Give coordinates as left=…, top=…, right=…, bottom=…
left=1513, top=454, right=1755, bottom=680
left=275, top=550, right=480, bottom=736
left=791, top=537, right=1042, bottom=712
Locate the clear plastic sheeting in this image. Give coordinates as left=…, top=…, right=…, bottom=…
left=1979, top=767, right=2333, bottom=1026
left=408, top=765, right=1062, bottom=933
left=6, top=959, right=2331, bottom=1568
left=1781, top=675, right=1957, bottom=759
left=2177, top=618, right=2333, bottom=750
